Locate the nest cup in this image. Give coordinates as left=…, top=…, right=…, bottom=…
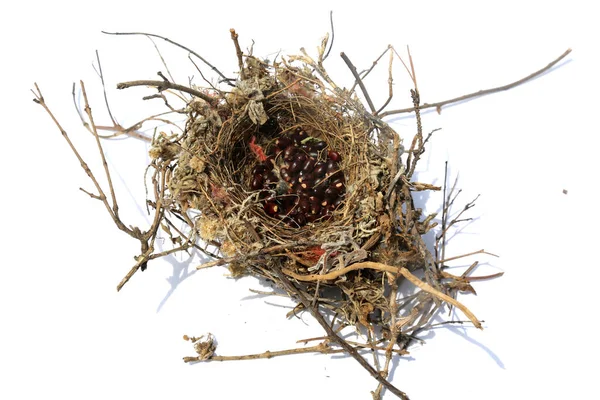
left=171, top=61, right=389, bottom=243
left=152, top=53, right=426, bottom=329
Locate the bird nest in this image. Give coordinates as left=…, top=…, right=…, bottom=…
left=33, top=28, right=515, bottom=400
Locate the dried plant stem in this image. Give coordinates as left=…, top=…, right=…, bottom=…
left=196, top=241, right=318, bottom=270
left=283, top=261, right=482, bottom=329
left=341, top=52, right=376, bottom=113
left=116, top=80, right=216, bottom=105
left=33, top=83, right=132, bottom=237
left=33, top=82, right=179, bottom=292
left=184, top=342, right=335, bottom=363
left=271, top=263, right=410, bottom=400
left=441, top=270, right=504, bottom=282
left=379, top=48, right=572, bottom=117
left=102, top=31, right=234, bottom=85
left=438, top=249, right=498, bottom=264
left=230, top=29, right=245, bottom=80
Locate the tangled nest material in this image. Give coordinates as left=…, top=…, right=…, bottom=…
left=147, top=32, right=483, bottom=398
left=37, top=27, right=567, bottom=399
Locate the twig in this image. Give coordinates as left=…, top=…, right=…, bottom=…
left=116, top=80, right=216, bottom=105
left=116, top=246, right=154, bottom=291
left=33, top=82, right=167, bottom=292
left=282, top=260, right=482, bottom=329
left=185, top=342, right=336, bottom=363
left=437, top=162, right=449, bottom=264
left=380, top=48, right=572, bottom=117
left=93, top=50, right=118, bottom=127
left=341, top=52, right=376, bottom=113
left=33, top=83, right=133, bottom=236
left=230, top=29, right=245, bottom=79
left=102, top=31, right=234, bottom=86
left=437, top=249, right=499, bottom=264
left=322, top=11, right=335, bottom=62
left=147, top=36, right=175, bottom=84
left=375, top=48, right=394, bottom=115
left=270, top=263, right=410, bottom=400
left=196, top=241, right=318, bottom=270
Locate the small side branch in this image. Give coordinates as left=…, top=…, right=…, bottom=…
left=102, top=31, right=234, bottom=86
left=283, top=261, right=482, bottom=329
left=271, top=263, right=410, bottom=400
left=116, top=80, right=216, bottom=105
left=230, top=29, right=245, bottom=79
left=380, top=48, right=572, bottom=117
left=184, top=342, right=341, bottom=363
left=341, top=52, right=376, bottom=113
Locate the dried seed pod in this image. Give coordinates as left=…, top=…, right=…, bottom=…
left=294, top=213, right=307, bottom=226
left=298, top=172, right=314, bottom=184
left=283, top=145, right=297, bottom=161
left=264, top=201, right=279, bottom=216
left=312, top=140, right=327, bottom=151
left=325, top=186, right=339, bottom=199
left=280, top=167, right=291, bottom=182
left=331, top=178, right=345, bottom=192
left=310, top=203, right=321, bottom=215
left=288, top=175, right=299, bottom=189
left=313, top=161, right=327, bottom=178
left=300, top=143, right=312, bottom=152
left=327, top=150, right=341, bottom=162
left=288, top=159, right=302, bottom=173
left=298, top=196, right=311, bottom=213
left=302, top=157, right=316, bottom=173
left=312, top=185, right=326, bottom=199
left=252, top=164, right=266, bottom=175
left=326, top=159, right=339, bottom=173
left=293, top=129, right=308, bottom=145
left=294, top=152, right=307, bottom=163
left=275, top=137, right=291, bottom=150
left=294, top=184, right=310, bottom=196
left=250, top=174, right=264, bottom=190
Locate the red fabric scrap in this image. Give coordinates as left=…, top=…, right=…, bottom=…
left=249, top=136, right=267, bottom=162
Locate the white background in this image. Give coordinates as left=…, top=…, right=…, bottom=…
left=1, top=1, right=598, bottom=399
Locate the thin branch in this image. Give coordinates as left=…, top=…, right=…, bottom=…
left=230, top=29, right=245, bottom=79
left=94, top=50, right=118, bottom=127
left=185, top=342, right=337, bottom=363
left=196, top=241, right=318, bottom=270
left=102, top=31, right=234, bottom=86
left=116, top=80, right=216, bottom=105
left=81, top=81, right=119, bottom=215
left=270, top=263, right=410, bottom=400
left=380, top=48, right=572, bottom=117
left=282, top=260, right=482, bottom=329
left=340, top=52, right=376, bottom=113
left=322, top=11, right=335, bottom=62
left=147, top=36, right=175, bottom=83
left=350, top=46, right=392, bottom=94
left=375, top=48, right=394, bottom=115
left=116, top=245, right=153, bottom=291
left=438, top=249, right=499, bottom=264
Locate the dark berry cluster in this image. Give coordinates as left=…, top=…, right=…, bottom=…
left=250, top=129, right=345, bottom=227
